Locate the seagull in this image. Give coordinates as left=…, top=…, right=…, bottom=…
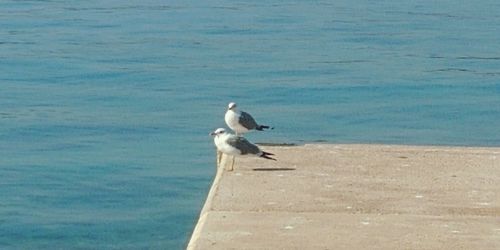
left=210, top=128, right=276, bottom=171
left=224, top=102, right=272, bottom=136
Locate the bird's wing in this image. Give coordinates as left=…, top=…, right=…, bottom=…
left=226, top=136, right=260, bottom=155
left=238, top=111, right=258, bottom=130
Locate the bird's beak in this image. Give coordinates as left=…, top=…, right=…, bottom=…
left=209, top=132, right=216, bottom=136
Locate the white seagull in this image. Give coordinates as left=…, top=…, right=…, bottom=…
left=224, top=102, right=272, bottom=136
left=210, top=128, right=276, bottom=171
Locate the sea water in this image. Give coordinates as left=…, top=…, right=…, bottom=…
left=1, top=0, right=499, bottom=249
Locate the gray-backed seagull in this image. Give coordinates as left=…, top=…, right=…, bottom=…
left=210, top=128, right=276, bottom=171
left=225, top=102, right=272, bottom=136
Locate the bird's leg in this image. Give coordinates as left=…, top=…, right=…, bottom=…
left=229, top=156, right=235, bottom=171
left=216, top=150, right=222, bottom=167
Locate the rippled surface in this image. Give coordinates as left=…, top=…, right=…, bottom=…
left=1, top=0, right=499, bottom=249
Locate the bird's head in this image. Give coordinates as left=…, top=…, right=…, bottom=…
left=210, top=128, right=226, bottom=137
left=227, top=102, right=237, bottom=111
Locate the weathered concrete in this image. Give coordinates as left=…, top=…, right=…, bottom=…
left=188, top=144, right=500, bottom=249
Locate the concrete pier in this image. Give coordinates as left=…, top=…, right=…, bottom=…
left=188, top=144, right=500, bottom=249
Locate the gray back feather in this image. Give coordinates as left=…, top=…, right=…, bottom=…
left=227, top=136, right=260, bottom=155
left=239, top=111, right=258, bottom=129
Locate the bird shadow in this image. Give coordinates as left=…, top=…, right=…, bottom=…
left=252, top=168, right=296, bottom=171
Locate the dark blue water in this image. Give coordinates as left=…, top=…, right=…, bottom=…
left=1, top=0, right=499, bottom=249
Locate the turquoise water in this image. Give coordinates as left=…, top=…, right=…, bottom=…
left=1, top=0, right=499, bottom=249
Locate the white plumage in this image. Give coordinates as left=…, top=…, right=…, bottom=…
left=210, top=128, right=276, bottom=170
left=224, top=102, right=271, bottom=135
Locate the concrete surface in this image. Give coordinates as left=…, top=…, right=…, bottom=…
left=188, top=144, right=500, bottom=249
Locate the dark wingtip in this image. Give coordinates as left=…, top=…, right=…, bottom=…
left=261, top=151, right=277, bottom=160
left=257, top=125, right=272, bottom=131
